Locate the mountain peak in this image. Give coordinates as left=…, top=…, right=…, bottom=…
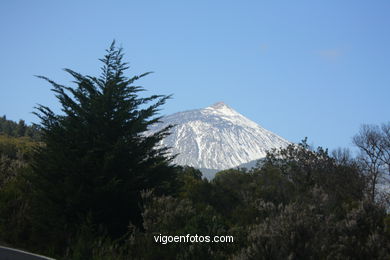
left=209, top=101, right=229, bottom=109
left=205, top=102, right=238, bottom=116
left=204, top=101, right=252, bottom=122
left=148, top=103, right=290, bottom=170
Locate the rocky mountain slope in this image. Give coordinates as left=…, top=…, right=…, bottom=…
left=148, top=102, right=290, bottom=170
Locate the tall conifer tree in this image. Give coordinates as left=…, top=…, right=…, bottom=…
left=30, top=42, right=176, bottom=250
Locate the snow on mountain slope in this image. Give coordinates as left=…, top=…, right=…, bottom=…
left=148, top=102, right=290, bottom=170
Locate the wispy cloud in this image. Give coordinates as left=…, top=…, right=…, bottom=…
left=317, top=49, right=343, bottom=61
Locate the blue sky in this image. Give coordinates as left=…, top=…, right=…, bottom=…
left=1, top=0, right=389, bottom=151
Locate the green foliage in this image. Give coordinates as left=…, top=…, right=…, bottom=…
left=118, top=190, right=231, bottom=260
left=329, top=201, right=390, bottom=259
left=0, top=44, right=389, bottom=259
left=0, top=129, right=388, bottom=259
left=96, top=140, right=387, bottom=259
left=234, top=188, right=330, bottom=259
left=264, top=138, right=366, bottom=208
left=0, top=135, right=38, bottom=187
left=26, top=42, right=177, bottom=255
left=0, top=116, right=40, bottom=140
left=0, top=135, right=39, bottom=248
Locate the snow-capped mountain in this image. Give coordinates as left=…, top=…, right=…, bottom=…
left=148, top=102, right=290, bottom=170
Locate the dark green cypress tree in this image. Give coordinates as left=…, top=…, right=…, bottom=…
left=16, top=120, right=27, bottom=137
left=30, top=42, right=176, bottom=251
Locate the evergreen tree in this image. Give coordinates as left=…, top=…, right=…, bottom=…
left=30, top=42, right=176, bottom=253
left=16, top=120, right=27, bottom=137
left=0, top=116, right=40, bottom=140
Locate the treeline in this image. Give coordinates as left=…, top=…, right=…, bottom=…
left=0, top=43, right=389, bottom=259
left=0, top=116, right=40, bottom=140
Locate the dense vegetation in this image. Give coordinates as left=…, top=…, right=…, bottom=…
left=0, top=116, right=40, bottom=140
left=0, top=43, right=389, bottom=259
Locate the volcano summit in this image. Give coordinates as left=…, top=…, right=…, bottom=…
left=148, top=102, right=290, bottom=170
